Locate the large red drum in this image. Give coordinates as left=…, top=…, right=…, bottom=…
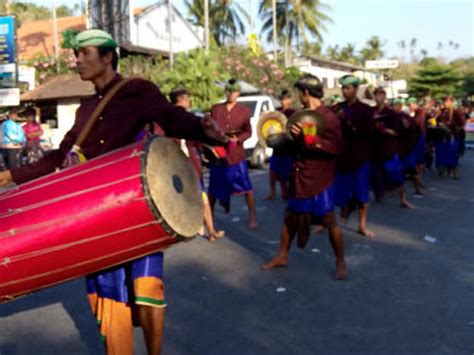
left=0, top=137, right=203, bottom=302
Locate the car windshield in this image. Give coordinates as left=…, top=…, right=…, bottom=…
left=238, top=100, right=258, bottom=115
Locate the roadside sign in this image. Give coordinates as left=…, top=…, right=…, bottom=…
left=0, top=88, right=20, bottom=106
left=365, top=60, right=399, bottom=70
left=0, top=16, right=17, bottom=89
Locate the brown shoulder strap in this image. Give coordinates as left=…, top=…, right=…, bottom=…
left=74, top=76, right=137, bottom=149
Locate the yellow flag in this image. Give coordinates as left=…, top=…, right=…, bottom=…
left=248, top=33, right=262, bottom=56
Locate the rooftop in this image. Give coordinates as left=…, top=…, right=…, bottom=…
left=20, top=74, right=94, bottom=102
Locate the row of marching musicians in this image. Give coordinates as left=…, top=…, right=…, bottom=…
left=193, top=74, right=466, bottom=282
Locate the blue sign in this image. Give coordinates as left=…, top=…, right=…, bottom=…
left=0, top=16, right=17, bottom=87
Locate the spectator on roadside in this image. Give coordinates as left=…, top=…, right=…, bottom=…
left=2, top=107, right=26, bottom=169
left=22, top=107, right=44, bottom=164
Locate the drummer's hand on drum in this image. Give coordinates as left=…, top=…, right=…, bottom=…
left=0, top=170, right=12, bottom=187
left=290, top=122, right=303, bottom=138
left=202, top=114, right=228, bottom=144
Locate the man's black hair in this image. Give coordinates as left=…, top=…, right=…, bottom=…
left=294, top=74, right=324, bottom=99
left=97, top=46, right=119, bottom=71
left=279, top=89, right=292, bottom=100
left=169, top=88, right=190, bottom=105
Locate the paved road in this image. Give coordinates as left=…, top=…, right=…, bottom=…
left=1, top=152, right=474, bottom=355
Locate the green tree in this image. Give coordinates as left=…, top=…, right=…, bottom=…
left=409, top=61, right=461, bottom=99
left=360, top=36, right=385, bottom=63
left=259, top=0, right=332, bottom=65
left=326, top=43, right=360, bottom=64
left=3, top=2, right=76, bottom=25
left=185, top=0, right=248, bottom=46
left=302, top=42, right=322, bottom=57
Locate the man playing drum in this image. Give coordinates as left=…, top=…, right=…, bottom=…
left=0, top=29, right=225, bottom=355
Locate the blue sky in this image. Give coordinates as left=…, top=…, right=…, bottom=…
left=32, top=0, right=473, bottom=61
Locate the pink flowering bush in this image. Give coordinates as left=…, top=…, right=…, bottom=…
left=28, top=50, right=77, bottom=85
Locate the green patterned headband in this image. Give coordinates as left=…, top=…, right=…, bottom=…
left=339, top=75, right=361, bottom=87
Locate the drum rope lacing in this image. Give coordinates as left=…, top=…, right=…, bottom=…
left=0, top=221, right=161, bottom=267
left=0, top=174, right=143, bottom=220
left=0, top=152, right=144, bottom=203
left=0, top=194, right=149, bottom=240
left=0, top=232, right=173, bottom=290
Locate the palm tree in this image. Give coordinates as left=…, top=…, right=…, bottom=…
left=360, top=35, right=385, bottom=62
left=186, top=0, right=248, bottom=46
left=259, top=0, right=332, bottom=66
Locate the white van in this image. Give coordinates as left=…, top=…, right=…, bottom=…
left=228, top=95, right=280, bottom=168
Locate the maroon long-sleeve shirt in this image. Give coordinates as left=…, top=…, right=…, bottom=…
left=332, top=99, right=375, bottom=172
left=397, top=111, right=420, bottom=158
left=210, top=102, right=252, bottom=165
left=289, top=105, right=343, bottom=199
left=11, top=74, right=207, bottom=184
left=373, top=105, right=402, bottom=162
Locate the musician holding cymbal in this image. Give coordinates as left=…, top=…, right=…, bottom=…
left=262, top=74, right=347, bottom=280
left=264, top=89, right=296, bottom=200
left=208, top=79, right=258, bottom=229
left=0, top=29, right=226, bottom=355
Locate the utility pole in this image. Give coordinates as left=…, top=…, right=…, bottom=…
left=129, top=0, right=135, bottom=44
left=168, top=0, right=173, bottom=69
left=272, top=0, right=277, bottom=62
left=52, top=0, right=60, bottom=73
left=248, top=0, right=252, bottom=32
left=204, top=0, right=209, bottom=53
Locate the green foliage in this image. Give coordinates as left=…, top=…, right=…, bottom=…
left=120, top=50, right=223, bottom=111
left=408, top=61, right=461, bottom=99
left=185, top=0, right=248, bottom=46
left=120, top=47, right=300, bottom=110
left=360, top=36, right=385, bottom=62
left=3, top=2, right=76, bottom=24
left=160, top=50, right=225, bottom=111
left=217, top=46, right=298, bottom=96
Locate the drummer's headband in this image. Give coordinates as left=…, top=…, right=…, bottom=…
left=62, top=29, right=118, bottom=50
left=339, top=75, right=361, bottom=87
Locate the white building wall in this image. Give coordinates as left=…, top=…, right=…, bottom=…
left=296, top=65, right=351, bottom=89
left=132, top=5, right=203, bottom=53
left=46, top=99, right=79, bottom=149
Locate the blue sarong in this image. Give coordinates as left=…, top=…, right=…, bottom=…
left=435, top=140, right=458, bottom=167
left=269, top=154, right=293, bottom=182
left=208, top=160, right=252, bottom=212
left=287, top=185, right=334, bottom=217
left=86, top=252, right=165, bottom=305
left=334, top=161, right=370, bottom=207
left=415, top=135, right=426, bottom=164
left=384, top=154, right=405, bottom=185
left=401, top=149, right=417, bottom=171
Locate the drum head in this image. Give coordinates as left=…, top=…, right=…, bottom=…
left=257, top=111, right=287, bottom=144
left=144, top=137, right=203, bottom=238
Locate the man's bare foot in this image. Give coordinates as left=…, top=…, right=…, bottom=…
left=264, top=193, right=276, bottom=201
left=209, top=230, right=225, bottom=242
left=311, top=225, right=324, bottom=235
left=261, top=256, right=288, bottom=270
left=248, top=219, right=258, bottom=229
left=334, top=263, right=348, bottom=280
left=401, top=200, right=416, bottom=209
left=358, top=227, right=375, bottom=238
